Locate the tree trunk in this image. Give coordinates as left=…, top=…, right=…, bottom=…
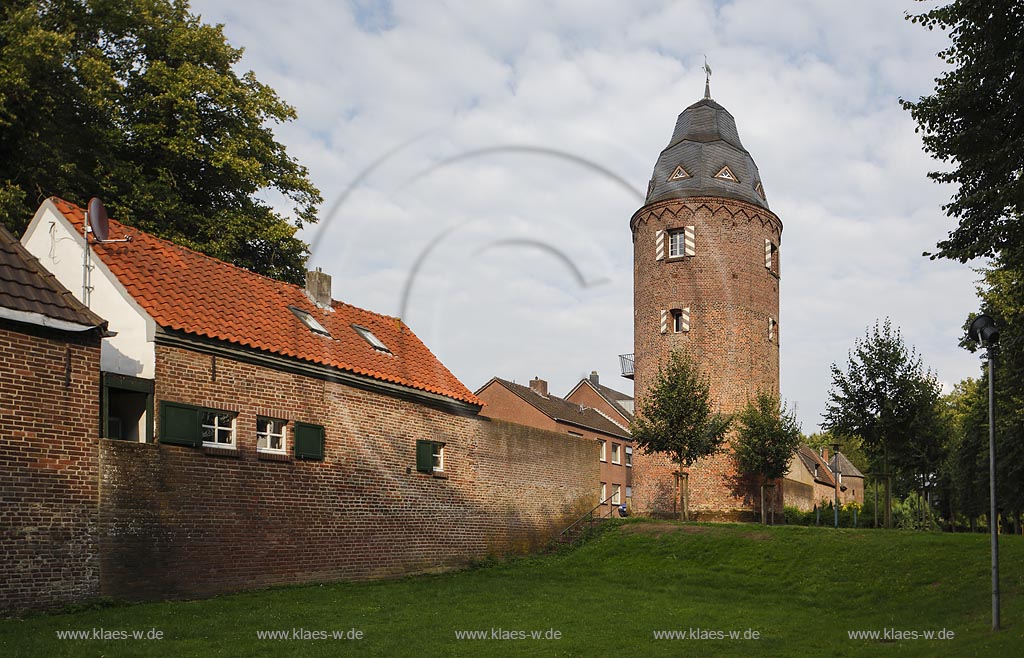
left=682, top=472, right=689, bottom=521
left=874, top=479, right=879, bottom=528
left=884, top=448, right=892, bottom=529
left=673, top=471, right=679, bottom=520
left=760, top=483, right=766, bottom=525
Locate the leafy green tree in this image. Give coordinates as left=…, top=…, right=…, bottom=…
left=0, top=0, right=321, bottom=283
left=733, top=391, right=802, bottom=524
left=961, top=248, right=1024, bottom=529
left=901, top=0, right=1024, bottom=264
left=822, top=319, right=943, bottom=528
left=631, top=350, right=731, bottom=520
left=936, top=377, right=989, bottom=529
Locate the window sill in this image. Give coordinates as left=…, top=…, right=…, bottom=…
left=664, top=255, right=693, bottom=263
left=257, top=450, right=292, bottom=463
left=203, top=445, right=240, bottom=458
left=432, top=471, right=449, bottom=480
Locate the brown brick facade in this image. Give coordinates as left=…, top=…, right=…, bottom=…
left=631, top=197, right=782, bottom=520
left=95, top=344, right=598, bottom=601
left=0, top=320, right=101, bottom=613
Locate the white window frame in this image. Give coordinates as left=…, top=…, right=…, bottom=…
left=432, top=442, right=445, bottom=472
left=601, top=482, right=607, bottom=503
left=256, top=417, right=287, bottom=454
left=611, top=484, right=621, bottom=505
left=668, top=230, right=686, bottom=258
left=599, top=439, right=607, bottom=462
left=201, top=410, right=236, bottom=449
left=611, top=442, right=621, bottom=465
left=625, top=446, right=633, bottom=467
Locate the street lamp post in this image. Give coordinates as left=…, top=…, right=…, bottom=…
left=969, top=314, right=1000, bottom=632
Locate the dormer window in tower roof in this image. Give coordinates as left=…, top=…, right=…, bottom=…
left=754, top=181, right=766, bottom=200
left=713, top=165, right=739, bottom=183
left=352, top=324, right=391, bottom=354
left=668, top=165, right=691, bottom=181
left=289, top=306, right=331, bottom=337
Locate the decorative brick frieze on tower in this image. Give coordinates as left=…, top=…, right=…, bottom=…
left=630, top=88, right=783, bottom=520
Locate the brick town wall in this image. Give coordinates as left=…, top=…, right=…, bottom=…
left=631, top=197, right=781, bottom=519
left=97, top=345, right=597, bottom=601
left=0, top=320, right=101, bottom=614
left=782, top=477, right=815, bottom=512
left=477, top=383, right=629, bottom=513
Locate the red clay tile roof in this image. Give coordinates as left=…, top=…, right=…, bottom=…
left=0, top=224, right=106, bottom=331
left=51, top=198, right=479, bottom=405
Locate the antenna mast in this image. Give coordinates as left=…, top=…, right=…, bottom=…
left=82, top=197, right=131, bottom=308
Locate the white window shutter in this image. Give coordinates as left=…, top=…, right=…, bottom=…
left=660, top=310, right=668, bottom=334
left=769, top=317, right=776, bottom=341
left=656, top=230, right=666, bottom=261
left=765, top=239, right=773, bottom=269
left=681, top=307, right=691, bottom=332
left=684, top=226, right=696, bottom=256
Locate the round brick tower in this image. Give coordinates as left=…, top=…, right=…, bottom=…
left=630, top=87, right=782, bottom=520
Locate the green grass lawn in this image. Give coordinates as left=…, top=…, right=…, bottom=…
left=2, top=520, right=1022, bottom=657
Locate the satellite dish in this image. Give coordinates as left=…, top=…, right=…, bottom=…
left=87, top=197, right=109, bottom=242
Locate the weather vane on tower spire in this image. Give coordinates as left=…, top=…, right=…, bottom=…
left=703, top=55, right=712, bottom=99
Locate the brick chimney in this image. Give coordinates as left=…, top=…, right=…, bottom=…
left=589, top=371, right=599, bottom=385
left=305, top=268, right=332, bottom=308
left=529, top=377, right=548, bottom=397
left=821, top=447, right=829, bottom=462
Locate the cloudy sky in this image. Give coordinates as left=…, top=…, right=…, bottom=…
left=192, top=0, right=983, bottom=431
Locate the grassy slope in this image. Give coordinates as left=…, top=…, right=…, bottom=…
left=1, top=521, right=1021, bottom=657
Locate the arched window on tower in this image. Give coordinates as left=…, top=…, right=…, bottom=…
left=663, top=307, right=690, bottom=334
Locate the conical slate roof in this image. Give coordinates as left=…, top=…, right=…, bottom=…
left=645, top=96, right=769, bottom=210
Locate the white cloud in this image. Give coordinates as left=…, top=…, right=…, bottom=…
left=192, top=0, right=984, bottom=430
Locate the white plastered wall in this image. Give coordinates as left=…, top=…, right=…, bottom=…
left=21, top=200, right=156, bottom=379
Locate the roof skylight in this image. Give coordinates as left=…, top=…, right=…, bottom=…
left=289, top=306, right=331, bottom=337
left=352, top=324, right=391, bottom=354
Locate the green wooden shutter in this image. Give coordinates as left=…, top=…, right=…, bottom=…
left=416, top=440, right=434, bottom=473
left=160, top=401, right=200, bottom=447
left=294, top=423, right=325, bottom=460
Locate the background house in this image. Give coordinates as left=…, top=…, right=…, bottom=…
left=828, top=450, right=865, bottom=506
left=476, top=376, right=630, bottom=512
left=0, top=225, right=106, bottom=613
left=783, top=445, right=849, bottom=511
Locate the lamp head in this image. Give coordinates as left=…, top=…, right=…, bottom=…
left=968, top=314, right=999, bottom=346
